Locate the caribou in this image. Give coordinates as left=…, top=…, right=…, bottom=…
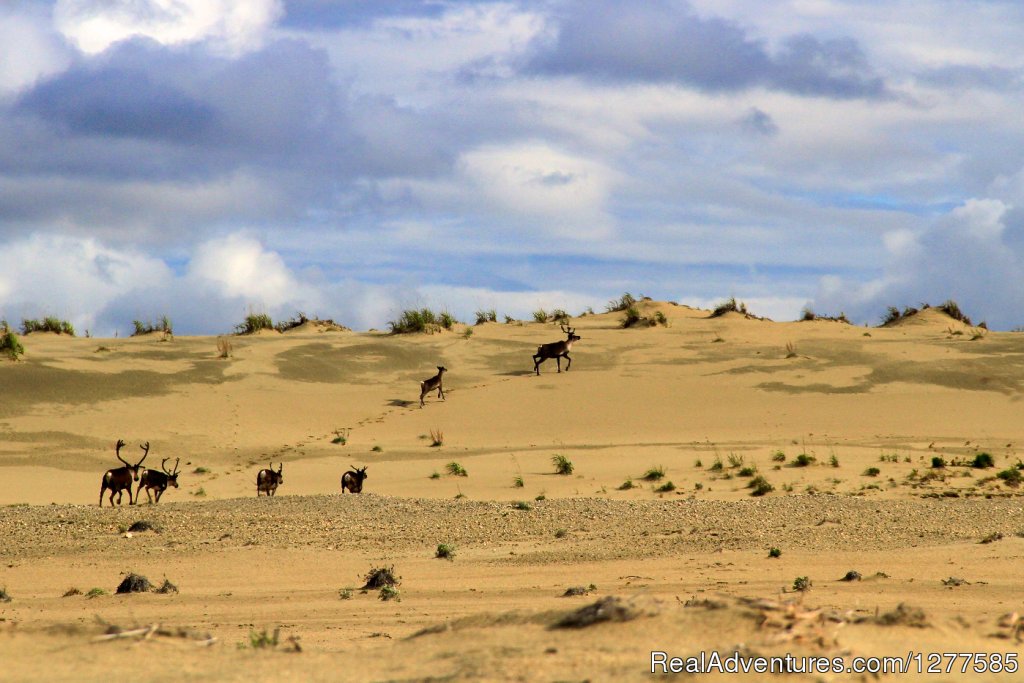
left=341, top=466, right=368, bottom=493
left=419, top=366, right=447, bottom=407
left=99, top=440, right=149, bottom=507
left=533, top=324, right=581, bottom=375
left=256, top=462, right=284, bottom=496
left=136, top=457, right=180, bottom=504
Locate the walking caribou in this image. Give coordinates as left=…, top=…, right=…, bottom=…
left=419, top=366, right=447, bottom=407
left=136, top=457, right=180, bottom=504
left=256, top=462, right=284, bottom=496
left=533, top=324, right=581, bottom=375
left=341, top=466, right=368, bottom=493
left=99, top=440, right=149, bottom=507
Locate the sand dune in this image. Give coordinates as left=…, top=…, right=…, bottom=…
left=2, top=304, right=1023, bottom=680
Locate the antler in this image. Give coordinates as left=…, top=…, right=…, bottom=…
left=161, top=458, right=170, bottom=475
left=173, top=458, right=180, bottom=476
left=137, top=442, right=150, bottom=467
left=115, top=439, right=129, bottom=466
left=277, top=462, right=284, bottom=474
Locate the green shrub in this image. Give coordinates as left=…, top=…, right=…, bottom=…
left=749, top=475, right=773, bottom=496
left=532, top=309, right=549, bottom=323
left=997, top=468, right=1021, bottom=487
left=709, top=297, right=747, bottom=318
left=793, top=453, right=815, bottom=467
left=792, top=576, right=811, bottom=592
left=474, top=309, right=497, bottom=325
left=618, top=478, right=635, bottom=490
left=931, top=456, right=946, bottom=469
left=439, top=311, right=456, bottom=329
left=605, top=292, right=637, bottom=313
left=446, top=462, right=467, bottom=477
left=21, top=317, right=75, bottom=335
left=1, top=331, right=24, bottom=360
left=771, top=450, right=786, bottom=462
left=863, top=467, right=881, bottom=477
left=550, top=309, right=570, bottom=324
left=641, top=466, right=666, bottom=481
left=552, top=454, right=574, bottom=475
left=654, top=481, right=676, bottom=493
left=435, top=543, right=456, bottom=560
left=620, top=306, right=643, bottom=328
left=513, top=501, right=532, bottom=511
left=768, top=547, right=781, bottom=558
left=971, top=452, right=994, bottom=468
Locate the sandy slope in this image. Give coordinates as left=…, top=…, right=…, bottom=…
left=2, top=303, right=1023, bottom=681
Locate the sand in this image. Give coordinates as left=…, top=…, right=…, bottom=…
left=1, top=303, right=1023, bottom=681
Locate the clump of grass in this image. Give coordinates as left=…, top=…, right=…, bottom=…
left=462, top=327, right=473, bottom=339
left=362, top=565, right=400, bottom=590
left=737, top=465, right=757, bottom=477
left=235, top=312, right=273, bottom=335
left=552, top=454, right=574, bottom=475
left=62, top=587, right=82, bottom=597
left=429, top=471, right=441, bottom=480
left=938, top=299, right=972, bottom=325
left=249, top=627, right=280, bottom=649
left=513, top=500, right=532, bottom=511
left=727, top=453, right=744, bottom=468
left=216, top=337, right=233, bottom=358
left=768, top=547, right=781, bottom=558
left=792, top=576, right=811, bottom=592
left=997, top=468, right=1021, bottom=487
left=641, top=466, right=666, bottom=481
left=1, top=329, right=24, bottom=360
left=513, top=475, right=524, bottom=488
left=749, top=475, right=774, bottom=496
left=709, top=456, right=724, bottom=472
left=154, top=578, right=179, bottom=594
left=620, top=305, right=643, bottom=328
left=532, top=309, right=549, bottom=323
left=474, top=309, right=497, bottom=325
left=332, top=428, right=350, bottom=445
left=429, top=428, right=444, bottom=447
left=979, top=532, right=1004, bottom=544
left=446, top=461, right=467, bottom=477
left=654, top=481, right=676, bottom=493
left=378, top=585, right=401, bottom=602
left=793, top=453, right=815, bottom=467
left=503, top=314, right=516, bottom=324
left=550, top=309, right=570, bottom=324
left=388, top=308, right=456, bottom=334
left=554, top=528, right=568, bottom=538
left=371, top=445, right=383, bottom=452
left=771, top=450, right=786, bottom=463
left=435, top=543, right=455, bottom=560
left=338, top=588, right=353, bottom=600
left=534, top=494, right=546, bottom=501
left=606, top=292, right=637, bottom=313
left=971, top=452, right=994, bottom=468
left=21, top=317, right=75, bottom=335
left=785, top=341, right=797, bottom=358
left=829, top=454, right=840, bottom=467
left=0, top=587, right=11, bottom=602
left=193, top=466, right=210, bottom=474
left=931, top=456, right=946, bottom=469
left=273, top=312, right=307, bottom=332
left=709, top=297, right=747, bottom=318
left=563, top=584, right=597, bottom=597
left=86, top=587, right=106, bottom=599
left=618, top=478, right=635, bottom=490
left=863, top=467, right=881, bottom=477
left=131, top=316, right=173, bottom=336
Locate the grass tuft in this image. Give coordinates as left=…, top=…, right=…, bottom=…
left=552, top=454, right=574, bottom=475
left=446, top=461, right=467, bottom=477
left=641, top=466, right=666, bottom=481
left=435, top=543, right=456, bottom=560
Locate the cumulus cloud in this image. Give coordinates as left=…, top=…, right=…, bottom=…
left=0, top=5, right=74, bottom=93
left=812, top=196, right=1024, bottom=329
left=54, top=0, right=283, bottom=55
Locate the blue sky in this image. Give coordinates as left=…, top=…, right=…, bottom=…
left=2, top=0, right=1024, bottom=334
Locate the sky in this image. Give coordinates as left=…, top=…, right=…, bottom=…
left=2, top=0, right=1024, bottom=334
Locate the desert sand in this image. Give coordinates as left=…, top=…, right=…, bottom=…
left=1, top=301, right=1023, bottom=681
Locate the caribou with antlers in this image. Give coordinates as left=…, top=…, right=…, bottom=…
left=256, top=462, right=284, bottom=496
left=341, top=466, right=368, bottom=493
left=136, top=457, right=180, bottom=504
left=99, top=440, right=149, bottom=507
left=533, top=324, right=581, bottom=375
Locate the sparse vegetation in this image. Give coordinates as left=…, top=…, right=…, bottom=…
left=863, top=467, right=881, bottom=477
left=474, top=309, right=497, bottom=325
left=793, top=453, right=815, bottom=467
left=131, top=316, right=173, bottom=336
left=709, top=297, right=747, bottom=318
left=21, top=317, right=75, bottom=335
left=971, top=452, right=994, bottom=469
left=532, top=309, right=549, bottom=323
left=216, top=337, right=233, bottom=358
left=388, top=308, right=456, bottom=334
left=654, top=481, right=676, bottom=493
left=980, top=532, right=1004, bottom=544
left=116, top=573, right=152, bottom=594
left=785, top=341, right=797, bottom=358
left=997, top=467, right=1021, bottom=487
left=446, top=461, right=467, bottom=477
left=332, top=428, right=350, bottom=445
left=62, top=587, right=82, bottom=597
left=620, top=305, right=643, bottom=328
left=1, top=329, right=24, bottom=360
left=372, top=445, right=383, bottom=452
left=606, top=292, right=637, bottom=312
left=0, top=586, right=11, bottom=602
left=513, top=475, right=524, bottom=488
left=771, top=450, right=786, bottom=463
left=236, top=312, right=273, bottom=335
left=338, top=588, right=353, bottom=600
left=727, top=453, right=744, bottom=468
left=362, top=565, right=400, bottom=590
left=792, top=576, right=811, bottom=592
left=551, top=309, right=571, bottom=324
left=435, top=543, right=455, bottom=560
left=552, top=454, right=574, bottom=475
left=86, top=587, right=106, bottom=599
left=618, top=478, right=635, bottom=490
left=641, top=466, right=666, bottom=481
left=379, top=585, right=401, bottom=602
left=768, top=547, right=781, bottom=558
left=248, top=627, right=280, bottom=649
left=513, top=500, right=532, bottom=511
left=554, top=528, right=568, bottom=538
left=749, top=475, right=774, bottom=496
left=737, top=465, right=757, bottom=477
left=931, top=456, right=946, bottom=469
left=429, top=428, right=444, bottom=447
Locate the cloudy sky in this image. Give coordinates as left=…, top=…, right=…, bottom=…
left=2, top=0, right=1024, bottom=334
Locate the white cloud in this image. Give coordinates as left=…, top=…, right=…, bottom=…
left=0, top=6, right=73, bottom=93
left=54, top=0, right=283, bottom=55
